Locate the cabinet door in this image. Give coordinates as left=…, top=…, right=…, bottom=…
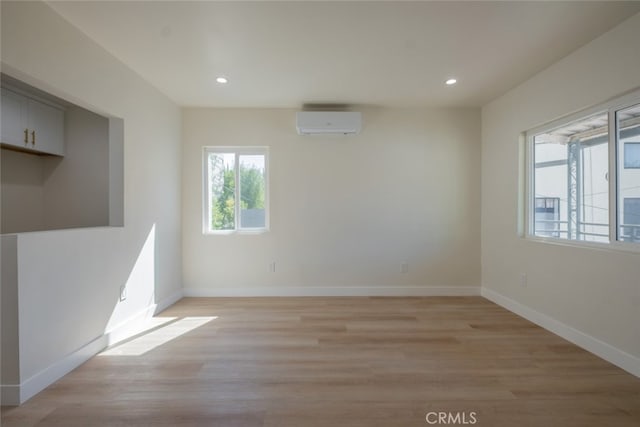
left=27, top=98, right=64, bottom=156
left=1, top=88, right=29, bottom=149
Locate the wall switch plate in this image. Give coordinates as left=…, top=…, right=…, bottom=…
left=401, top=262, right=409, bottom=274
left=269, top=262, right=276, bottom=273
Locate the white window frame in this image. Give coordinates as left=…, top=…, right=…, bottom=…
left=202, top=146, right=269, bottom=235
left=524, top=88, right=640, bottom=253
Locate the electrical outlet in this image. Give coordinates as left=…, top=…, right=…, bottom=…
left=120, top=285, right=127, bottom=301
left=401, top=262, right=409, bottom=274
left=520, top=273, right=528, bottom=288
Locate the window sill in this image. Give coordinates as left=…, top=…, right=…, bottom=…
left=524, top=235, right=640, bottom=255
left=203, top=228, right=269, bottom=236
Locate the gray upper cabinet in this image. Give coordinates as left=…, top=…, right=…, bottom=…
left=1, top=88, right=28, bottom=147
left=1, top=87, right=64, bottom=156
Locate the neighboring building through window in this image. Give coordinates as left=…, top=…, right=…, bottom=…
left=623, top=142, right=640, bottom=169
left=526, top=94, right=640, bottom=248
left=203, top=147, right=268, bottom=233
left=531, top=112, right=609, bottom=243
left=617, top=104, right=640, bottom=242
left=621, top=198, right=640, bottom=243
left=534, top=197, right=561, bottom=238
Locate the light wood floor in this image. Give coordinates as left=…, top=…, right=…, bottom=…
left=2, top=297, right=640, bottom=426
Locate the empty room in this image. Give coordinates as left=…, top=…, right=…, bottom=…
left=1, top=1, right=640, bottom=426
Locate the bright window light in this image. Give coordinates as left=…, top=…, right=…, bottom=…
left=203, top=146, right=269, bottom=233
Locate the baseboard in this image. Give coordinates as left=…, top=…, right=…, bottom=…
left=2, top=289, right=184, bottom=406
left=183, top=286, right=480, bottom=297
left=481, top=287, right=640, bottom=378
left=154, top=289, right=184, bottom=314
left=17, top=334, right=108, bottom=405
left=104, top=289, right=184, bottom=346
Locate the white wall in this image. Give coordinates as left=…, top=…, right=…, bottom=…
left=183, top=108, right=480, bottom=296
left=481, top=12, right=640, bottom=372
left=0, top=149, right=46, bottom=233
left=1, top=0, right=182, bottom=403
left=42, top=107, right=110, bottom=229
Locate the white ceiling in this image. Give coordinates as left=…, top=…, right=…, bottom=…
left=48, top=1, right=640, bottom=108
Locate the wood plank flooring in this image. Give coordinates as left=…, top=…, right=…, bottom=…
left=2, top=297, right=639, bottom=426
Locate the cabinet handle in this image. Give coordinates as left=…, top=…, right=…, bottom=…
left=31, top=130, right=36, bottom=146
left=24, top=129, right=29, bottom=145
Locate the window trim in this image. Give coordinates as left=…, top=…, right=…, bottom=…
left=202, top=146, right=270, bottom=235
left=523, top=87, right=640, bottom=253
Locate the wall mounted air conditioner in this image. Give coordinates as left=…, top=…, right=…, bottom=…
left=296, top=111, right=362, bottom=135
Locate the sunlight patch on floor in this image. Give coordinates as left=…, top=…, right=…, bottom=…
left=99, top=316, right=217, bottom=356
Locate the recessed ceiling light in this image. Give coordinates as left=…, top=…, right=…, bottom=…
left=216, top=77, right=228, bottom=84
left=445, top=78, right=457, bottom=86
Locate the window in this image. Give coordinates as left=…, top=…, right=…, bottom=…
left=531, top=112, right=609, bottom=243
left=617, top=103, right=640, bottom=243
left=623, top=143, right=640, bottom=169
left=534, top=197, right=560, bottom=238
left=203, top=147, right=268, bottom=233
left=621, top=198, right=640, bottom=243
left=526, top=91, right=640, bottom=248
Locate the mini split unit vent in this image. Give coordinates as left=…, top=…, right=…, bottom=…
left=296, top=111, right=362, bottom=135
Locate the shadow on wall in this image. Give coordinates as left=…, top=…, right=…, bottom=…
left=0, top=221, right=169, bottom=405
left=104, top=223, right=158, bottom=335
